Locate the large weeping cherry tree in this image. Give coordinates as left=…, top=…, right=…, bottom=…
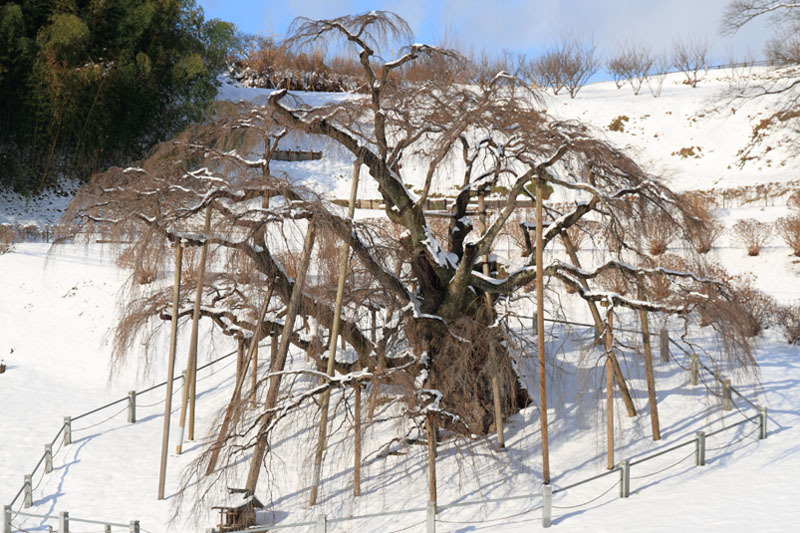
left=66, top=11, right=755, bottom=508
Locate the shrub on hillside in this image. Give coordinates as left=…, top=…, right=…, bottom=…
left=0, top=225, right=15, bottom=254
left=775, top=215, right=800, bottom=256
left=683, top=192, right=723, bottom=253
left=643, top=208, right=677, bottom=256
left=728, top=276, right=776, bottom=337
left=731, top=218, right=772, bottom=256
left=774, top=302, right=800, bottom=345
left=787, top=190, right=800, bottom=210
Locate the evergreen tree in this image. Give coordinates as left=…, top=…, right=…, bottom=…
left=0, top=0, right=237, bottom=193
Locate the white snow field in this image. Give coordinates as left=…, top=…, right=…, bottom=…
left=2, top=68, right=800, bottom=532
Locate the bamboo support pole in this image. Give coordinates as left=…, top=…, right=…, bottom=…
left=236, top=337, right=245, bottom=382
left=606, top=308, right=615, bottom=471
left=478, top=193, right=505, bottom=449
left=205, top=285, right=274, bottom=475
left=250, top=343, right=259, bottom=407
left=354, top=385, right=362, bottom=497
left=638, top=289, right=661, bottom=440
left=561, top=232, right=604, bottom=338
left=426, top=413, right=438, bottom=512
left=187, top=207, right=211, bottom=442
left=158, top=243, right=183, bottom=500
left=309, top=159, right=360, bottom=506
left=244, top=222, right=317, bottom=493
left=536, top=177, right=550, bottom=484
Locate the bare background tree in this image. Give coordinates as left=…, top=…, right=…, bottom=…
left=607, top=40, right=655, bottom=95
left=671, top=36, right=711, bottom=88
left=532, top=33, right=599, bottom=97
left=722, top=1, right=800, bottom=159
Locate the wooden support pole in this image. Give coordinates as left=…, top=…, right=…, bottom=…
left=205, top=285, right=274, bottom=475
left=354, top=385, right=362, bottom=497
left=23, top=475, right=31, bottom=508
left=45, top=443, right=52, bottom=474
left=187, top=207, right=212, bottom=442
left=235, top=337, right=245, bottom=382
left=245, top=223, right=317, bottom=493
left=659, top=329, right=670, bottom=363
left=561, top=232, right=604, bottom=339
left=722, top=378, right=732, bottom=410
left=426, top=413, right=438, bottom=513
left=309, top=159, right=360, bottom=506
left=158, top=243, right=182, bottom=500
left=536, top=178, right=550, bottom=483
left=250, top=341, right=259, bottom=408
left=695, top=430, right=706, bottom=466
left=606, top=307, right=615, bottom=470
left=478, top=192, right=505, bottom=449
left=638, top=291, right=661, bottom=440
left=128, top=391, right=136, bottom=424
left=690, top=353, right=700, bottom=386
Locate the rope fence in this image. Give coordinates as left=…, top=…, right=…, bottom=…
left=4, top=319, right=770, bottom=533
left=4, top=344, right=242, bottom=533
left=214, top=324, right=769, bottom=533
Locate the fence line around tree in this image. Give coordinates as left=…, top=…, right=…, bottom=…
left=211, top=321, right=768, bottom=533
left=3, top=346, right=242, bottom=533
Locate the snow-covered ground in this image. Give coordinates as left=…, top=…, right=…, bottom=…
left=2, top=68, right=800, bottom=532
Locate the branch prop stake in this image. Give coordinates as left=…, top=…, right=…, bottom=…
left=309, top=157, right=361, bottom=506
left=158, top=242, right=182, bottom=500
left=536, top=177, right=551, bottom=483
left=478, top=192, right=505, bottom=449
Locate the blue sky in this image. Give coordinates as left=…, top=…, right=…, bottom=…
left=197, top=0, right=773, bottom=68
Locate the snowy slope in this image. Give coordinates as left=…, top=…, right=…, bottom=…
left=2, top=69, right=800, bottom=532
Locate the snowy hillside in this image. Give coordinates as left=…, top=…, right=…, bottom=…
left=2, top=68, right=800, bottom=532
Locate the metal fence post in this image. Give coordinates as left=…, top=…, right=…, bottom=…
left=45, top=443, right=53, bottom=474
left=426, top=500, right=436, bottom=533
left=759, top=407, right=768, bottom=439
left=722, top=378, right=732, bottom=410
left=59, top=511, right=69, bottom=533
left=620, top=460, right=630, bottom=498
left=128, top=391, right=137, bottom=423
left=64, top=416, right=72, bottom=445
left=542, top=484, right=552, bottom=528
left=690, top=353, right=699, bottom=386
left=695, top=431, right=706, bottom=466
left=129, top=520, right=140, bottom=533
left=3, top=504, right=12, bottom=533
left=659, top=329, right=669, bottom=363
left=23, top=474, right=32, bottom=508
left=315, top=514, right=326, bottom=533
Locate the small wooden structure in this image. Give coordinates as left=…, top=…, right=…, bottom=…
left=270, top=149, right=322, bottom=162
left=212, top=489, right=264, bottom=532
